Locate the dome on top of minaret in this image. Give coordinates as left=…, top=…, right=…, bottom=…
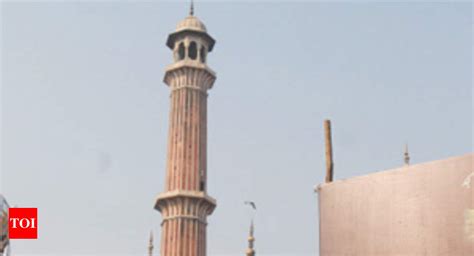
left=176, top=15, right=207, bottom=33
left=166, top=2, right=215, bottom=52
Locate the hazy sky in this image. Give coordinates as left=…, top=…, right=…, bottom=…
left=1, top=1, right=472, bottom=255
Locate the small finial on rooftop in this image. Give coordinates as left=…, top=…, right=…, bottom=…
left=190, top=0, right=194, bottom=16
left=324, top=119, right=334, bottom=182
left=250, top=219, right=254, bottom=236
left=244, top=201, right=256, bottom=256
left=404, top=144, right=410, bottom=166
left=148, top=230, right=154, bottom=256
left=246, top=220, right=256, bottom=256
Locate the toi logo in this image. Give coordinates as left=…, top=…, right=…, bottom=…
left=8, top=208, right=37, bottom=239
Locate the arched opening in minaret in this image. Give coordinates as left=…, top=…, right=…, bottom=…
left=189, top=41, right=197, bottom=60
left=200, top=46, right=206, bottom=63
left=199, top=181, right=205, bottom=191
left=178, top=42, right=185, bottom=60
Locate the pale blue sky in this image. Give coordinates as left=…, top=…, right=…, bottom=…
left=1, top=1, right=472, bottom=255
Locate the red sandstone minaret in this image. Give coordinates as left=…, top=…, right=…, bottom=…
left=154, top=3, right=217, bottom=256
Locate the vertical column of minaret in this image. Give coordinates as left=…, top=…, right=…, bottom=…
left=166, top=75, right=208, bottom=192
left=160, top=72, right=211, bottom=256
left=156, top=5, right=216, bottom=256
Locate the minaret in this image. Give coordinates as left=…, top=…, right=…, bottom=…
left=148, top=231, right=154, bottom=256
left=154, top=3, right=217, bottom=256
left=246, top=220, right=256, bottom=256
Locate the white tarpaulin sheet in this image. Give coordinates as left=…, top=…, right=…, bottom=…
left=317, top=154, right=473, bottom=256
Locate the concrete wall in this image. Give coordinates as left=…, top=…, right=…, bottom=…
left=317, top=154, right=473, bottom=256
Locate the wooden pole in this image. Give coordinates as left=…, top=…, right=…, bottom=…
left=324, top=119, right=334, bottom=183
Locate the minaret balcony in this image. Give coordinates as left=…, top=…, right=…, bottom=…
left=154, top=190, right=217, bottom=214
left=163, top=61, right=216, bottom=91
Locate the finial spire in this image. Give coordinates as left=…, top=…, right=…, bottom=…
left=404, top=144, right=410, bottom=166
left=324, top=119, right=334, bottom=182
left=244, top=201, right=256, bottom=256
left=246, top=220, right=256, bottom=256
left=250, top=219, right=254, bottom=237
left=190, top=0, right=194, bottom=16
left=148, top=230, right=154, bottom=256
